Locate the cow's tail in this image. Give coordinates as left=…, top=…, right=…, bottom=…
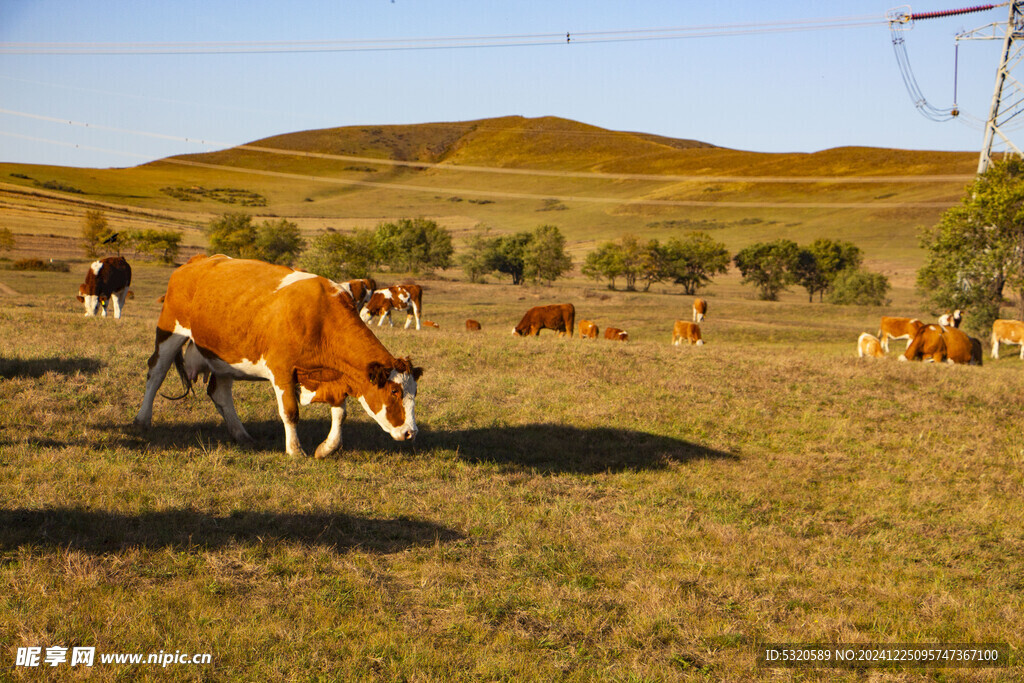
left=159, top=344, right=194, bottom=401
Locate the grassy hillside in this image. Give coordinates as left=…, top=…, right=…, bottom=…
left=0, top=115, right=980, bottom=275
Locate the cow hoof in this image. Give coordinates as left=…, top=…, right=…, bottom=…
left=313, top=442, right=339, bottom=460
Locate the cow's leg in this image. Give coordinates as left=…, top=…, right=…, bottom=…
left=880, top=333, right=889, bottom=353
left=1018, top=341, right=1024, bottom=360
left=272, top=381, right=305, bottom=457
left=991, top=336, right=1000, bottom=360
left=207, top=375, right=254, bottom=446
left=406, top=303, right=420, bottom=330
left=133, top=330, right=188, bottom=427
left=377, top=311, right=389, bottom=327
left=314, top=403, right=347, bottom=459
left=110, top=288, right=127, bottom=319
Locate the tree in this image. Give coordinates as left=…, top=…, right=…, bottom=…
left=661, top=232, right=731, bottom=295
left=490, top=232, right=532, bottom=285
left=254, top=218, right=305, bottom=266
left=122, top=228, right=183, bottom=264
left=81, top=210, right=113, bottom=258
left=733, top=239, right=800, bottom=300
left=827, top=269, right=891, bottom=306
left=582, top=241, right=625, bottom=289
left=793, top=239, right=864, bottom=302
left=300, top=229, right=377, bottom=280
left=525, top=224, right=573, bottom=284
left=205, top=213, right=257, bottom=258
left=918, top=158, right=1024, bottom=327
left=0, top=227, right=14, bottom=253
left=459, top=231, right=498, bottom=283
left=375, top=218, right=453, bottom=274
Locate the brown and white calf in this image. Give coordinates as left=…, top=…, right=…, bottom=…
left=991, top=319, right=1024, bottom=359
left=604, top=327, right=628, bottom=341
left=692, top=298, right=708, bottom=323
left=76, top=256, right=132, bottom=318
left=133, top=255, right=422, bottom=458
left=672, top=320, right=704, bottom=346
left=579, top=320, right=599, bottom=339
left=857, top=332, right=884, bottom=358
left=335, top=277, right=376, bottom=309
left=465, top=319, right=482, bottom=331
left=360, top=285, right=423, bottom=330
left=513, top=304, right=575, bottom=337
left=878, top=316, right=925, bottom=353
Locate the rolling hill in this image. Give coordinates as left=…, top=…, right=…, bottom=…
left=0, top=115, right=981, bottom=270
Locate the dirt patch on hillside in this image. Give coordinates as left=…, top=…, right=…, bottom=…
left=0, top=281, right=18, bottom=296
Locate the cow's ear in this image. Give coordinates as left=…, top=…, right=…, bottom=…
left=295, top=366, right=344, bottom=389
left=366, top=361, right=391, bottom=388
left=76, top=295, right=85, bottom=303
left=412, top=366, right=424, bottom=381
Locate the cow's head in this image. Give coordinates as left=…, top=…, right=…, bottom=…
left=358, top=357, right=423, bottom=441
left=77, top=284, right=102, bottom=316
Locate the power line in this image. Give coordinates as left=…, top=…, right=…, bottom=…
left=0, top=15, right=887, bottom=55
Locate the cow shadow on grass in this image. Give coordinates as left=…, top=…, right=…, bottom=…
left=108, top=418, right=736, bottom=475
left=0, top=507, right=462, bottom=555
left=0, top=356, right=103, bottom=379
left=418, top=424, right=737, bottom=474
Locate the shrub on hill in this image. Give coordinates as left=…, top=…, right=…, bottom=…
left=205, top=213, right=305, bottom=266
left=374, top=218, right=453, bottom=275
left=8, top=258, right=70, bottom=272
left=733, top=240, right=800, bottom=301
left=300, top=229, right=377, bottom=280
left=826, top=268, right=891, bottom=306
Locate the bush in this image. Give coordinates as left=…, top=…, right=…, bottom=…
left=827, top=269, right=891, bottom=306
left=9, top=258, right=70, bottom=272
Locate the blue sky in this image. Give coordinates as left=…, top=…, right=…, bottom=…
left=0, top=1, right=1012, bottom=168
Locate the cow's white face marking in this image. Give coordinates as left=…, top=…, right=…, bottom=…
left=90, top=260, right=103, bottom=276
left=275, top=271, right=318, bottom=291
left=359, top=306, right=372, bottom=322
left=357, top=370, right=418, bottom=440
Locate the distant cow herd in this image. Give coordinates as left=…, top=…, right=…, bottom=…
left=72, top=255, right=1023, bottom=456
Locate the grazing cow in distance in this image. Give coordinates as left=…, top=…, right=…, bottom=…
left=513, top=303, right=575, bottom=337
left=857, top=332, right=884, bottom=358
left=878, top=316, right=925, bottom=353
left=77, top=256, right=132, bottom=318
left=465, top=319, right=482, bottom=331
left=360, top=284, right=423, bottom=330
left=335, top=277, right=377, bottom=309
left=134, top=255, right=423, bottom=458
left=579, top=320, right=599, bottom=339
left=604, top=327, right=628, bottom=341
left=672, top=320, right=704, bottom=346
left=900, top=324, right=978, bottom=365
left=693, top=298, right=708, bottom=323
left=422, top=320, right=440, bottom=329
left=938, top=309, right=962, bottom=328
left=991, top=319, right=1024, bottom=359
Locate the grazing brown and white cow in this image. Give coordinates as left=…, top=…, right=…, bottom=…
left=76, top=256, right=132, bottom=318
left=672, top=320, right=704, bottom=346
left=422, top=320, right=440, bottom=329
left=579, top=320, right=599, bottom=339
left=692, top=298, right=708, bottom=323
left=857, top=332, right=884, bottom=358
left=938, top=309, right=962, bottom=328
left=133, top=255, right=423, bottom=458
left=335, top=277, right=376, bottom=309
left=360, top=284, right=423, bottom=330
left=991, top=319, right=1024, bottom=359
left=465, top=319, right=482, bottom=331
left=900, top=324, right=978, bottom=365
left=604, top=327, right=628, bottom=341
left=878, top=316, right=925, bottom=353
left=513, top=304, right=575, bottom=337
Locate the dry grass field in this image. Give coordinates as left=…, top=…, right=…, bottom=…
left=1, top=261, right=1022, bottom=681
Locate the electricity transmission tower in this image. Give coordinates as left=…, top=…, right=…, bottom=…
left=957, top=1, right=1024, bottom=172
